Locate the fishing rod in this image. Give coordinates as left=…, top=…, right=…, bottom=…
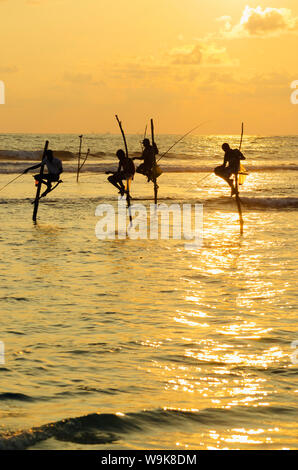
left=197, top=173, right=212, bottom=185
left=0, top=173, right=24, bottom=194
left=239, top=122, right=244, bottom=151
left=139, top=123, right=148, bottom=152
left=156, top=120, right=210, bottom=163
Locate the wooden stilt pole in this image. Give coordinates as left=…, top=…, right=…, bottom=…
left=235, top=173, right=244, bottom=235
left=235, top=122, right=244, bottom=235
left=78, top=148, right=90, bottom=173
left=33, top=140, right=49, bottom=223
left=115, top=115, right=132, bottom=227
left=76, top=135, right=83, bottom=182
left=150, top=118, right=158, bottom=205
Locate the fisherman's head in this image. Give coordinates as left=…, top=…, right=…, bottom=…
left=46, top=150, right=54, bottom=161
left=116, top=149, right=126, bottom=160
left=142, top=138, right=150, bottom=148
left=222, top=143, right=230, bottom=152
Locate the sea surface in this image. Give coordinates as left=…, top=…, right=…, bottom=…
left=0, top=133, right=297, bottom=450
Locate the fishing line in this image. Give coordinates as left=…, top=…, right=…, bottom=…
left=0, top=173, right=24, bottom=193
left=157, top=120, right=211, bottom=163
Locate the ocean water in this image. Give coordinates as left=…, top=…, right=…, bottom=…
left=0, top=133, right=297, bottom=450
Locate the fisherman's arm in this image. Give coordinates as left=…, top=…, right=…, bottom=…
left=23, top=161, right=45, bottom=173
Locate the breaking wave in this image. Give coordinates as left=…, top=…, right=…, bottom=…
left=0, top=405, right=295, bottom=450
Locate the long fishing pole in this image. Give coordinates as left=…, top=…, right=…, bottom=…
left=157, top=120, right=210, bottom=163
left=139, top=124, right=148, bottom=152
left=239, top=122, right=244, bottom=151
left=0, top=173, right=24, bottom=194
left=197, top=173, right=212, bottom=185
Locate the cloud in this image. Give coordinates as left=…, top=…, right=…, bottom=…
left=64, top=72, right=104, bottom=87
left=223, top=6, right=298, bottom=38
left=170, top=45, right=202, bottom=65
left=216, top=15, right=232, bottom=32
left=196, top=70, right=293, bottom=98
left=169, top=42, right=238, bottom=67
left=0, top=66, right=18, bottom=73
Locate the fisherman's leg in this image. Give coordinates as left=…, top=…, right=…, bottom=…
left=108, top=174, right=125, bottom=194
left=136, top=163, right=146, bottom=175
left=33, top=174, right=42, bottom=186
left=39, top=182, right=52, bottom=198
left=118, top=180, right=126, bottom=196
left=118, top=172, right=130, bottom=196
left=229, top=172, right=239, bottom=196
left=33, top=174, right=50, bottom=190
left=143, top=165, right=152, bottom=182
left=214, top=166, right=234, bottom=189
left=39, top=175, right=56, bottom=198
left=226, top=177, right=236, bottom=197
left=214, top=165, right=229, bottom=179
left=108, top=175, right=121, bottom=190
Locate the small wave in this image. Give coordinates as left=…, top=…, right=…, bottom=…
left=0, top=296, right=29, bottom=302
left=0, top=150, right=74, bottom=161
left=0, top=160, right=298, bottom=175
left=241, top=197, right=298, bottom=209
left=0, top=404, right=295, bottom=449
left=0, top=392, right=34, bottom=402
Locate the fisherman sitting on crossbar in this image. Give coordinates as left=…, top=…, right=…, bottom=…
left=214, top=143, right=246, bottom=196
left=133, top=138, right=160, bottom=183
left=106, top=149, right=135, bottom=196
left=24, top=149, right=63, bottom=199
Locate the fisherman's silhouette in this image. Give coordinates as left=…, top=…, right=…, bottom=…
left=214, top=143, right=246, bottom=196
left=23, top=149, right=63, bottom=199
left=106, top=149, right=135, bottom=196
left=133, top=138, right=159, bottom=182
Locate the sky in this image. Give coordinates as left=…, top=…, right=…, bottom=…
left=0, top=0, right=298, bottom=134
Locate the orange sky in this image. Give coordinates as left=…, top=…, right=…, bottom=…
left=0, top=0, right=298, bottom=134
